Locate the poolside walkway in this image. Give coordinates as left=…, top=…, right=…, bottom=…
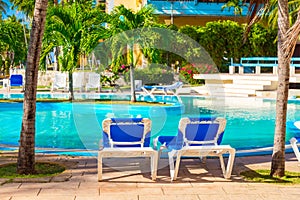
left=0, top=152, right=300, bottom=200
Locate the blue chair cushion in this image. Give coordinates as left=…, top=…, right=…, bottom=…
left=103, top=118, right=151, bottom=147
left=10, top=75, right=23, bottom=86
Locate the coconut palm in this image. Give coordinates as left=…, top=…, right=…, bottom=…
left=17, top=0, right=48, bottom=175
left=43, top=2, right=108, bottom=99
left=247, top=0, right=300, bottom=177
left=108, top=5, right=157, bottom=102
left=221, top=0, right=247, bottom=16
left=0, top=0, right=8, bottom=18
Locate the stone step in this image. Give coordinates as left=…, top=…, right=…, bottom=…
left=211, top=87, right=257, bottom=95
left=232, top=79, right=273, bottom=85
left=208, top=91, right=252, bottom=97
left=205, top=83, right=266, bottom=90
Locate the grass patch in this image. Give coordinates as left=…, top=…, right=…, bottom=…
left=240, top=170, right=300, bottom=184
left=0, top=162, right=65, bottom=179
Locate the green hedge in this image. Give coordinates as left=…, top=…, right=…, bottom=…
left=134, top=67, right=174, bottom=85
left=177, top=21, right=277, bottom=72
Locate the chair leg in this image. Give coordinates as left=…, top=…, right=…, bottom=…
left=218, top=154, right=226, bottom=176
left=290, top=137, right=300, bottom=163
left=224, top=148, right=236, bottom=179
left=97, top=153, right=103, bottom=181
left=173, top=151, right=182, bottom=181
left=151, top=151, right=158, bottom=181
left=168, top=150, right=177, bottom=181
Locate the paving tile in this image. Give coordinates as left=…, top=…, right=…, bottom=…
left=198, top=195, right=229, bottom=200
left=35, top=195, right=75, bottom=200
left=99, top=194, right=138, bottom=200
left=279, top=186, right=300, bottom=195
left=261, top=194, right=299, bottom=200
left=139, top=194, right=200, bottom=200
left=163, top=186, right=225, bottom=195
left=38, top=188, right=99, bottom=197
left=20, top=182, right=79, bottom=189
left=137, top=182, right=193, bottom=188
left=100, top=187, right=163, bottom=195
left=0, top=196, right=11, bottom=200
left=75, top=196, right=101, bottom=200
left=226, top=194, right=263, bottom=200
left=1, top=188, right=40, bottom=197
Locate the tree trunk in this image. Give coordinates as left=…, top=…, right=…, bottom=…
left=271, top=0, right=290, bottom=177
left=17, top=0, right=48, bottom=174
left=129, top=44, right=136, bottom=102
left=69, top=71, right=74, bottom=100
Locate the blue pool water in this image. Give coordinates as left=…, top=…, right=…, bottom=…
left=1, top=94, right=300, bottom=154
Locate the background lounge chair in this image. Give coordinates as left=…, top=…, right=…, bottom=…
left=98, top=118, right=158, bottom=181
left=86, top=72, right=100, bottom=92
left=72, top=72, right=84, bottom=92
left=155, top=117, right=235, bottom=181
left=141, top=81, right=183, bottom=96
left=51, top=73, right=68, bottom=92
left=8, top=74, right=24, bottom=91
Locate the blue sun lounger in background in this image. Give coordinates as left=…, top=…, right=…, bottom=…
left=98, top=118, right=158, bottom=181
left=154, top=117, right=236, bottom=181
left=8, top=74, right=24, bottom=91
left=141, top=81, right=183, bottom=96
left=289, top=121, right=300, bottom=163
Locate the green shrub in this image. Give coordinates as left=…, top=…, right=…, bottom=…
left=134, top=66, right=174, bottom=85
left=179, top=64, right=206, bottom=85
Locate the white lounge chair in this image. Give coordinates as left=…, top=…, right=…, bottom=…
left=98, top=118, right=158, bottom=181
left=155, top=117, right=235, bottom=181
left=290, top=137, right=300, bottom=163
left=72, top=72, right=84, bottom=92
left=141, top=82, right=183, bottom=96
left=86, top=72, right=100, bottom=92
left=51, top=73, right=68, bottom=92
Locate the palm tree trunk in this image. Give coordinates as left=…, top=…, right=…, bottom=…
left=129, top=44, right=136, bottom=102
left=271, top=0, right=290, bottom=177
left=69, top=71, right=74, bottom=100
left=17, top=0, right=48, bottom=174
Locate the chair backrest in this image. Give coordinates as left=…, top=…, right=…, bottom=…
left=54, top=73, right=67, bottom=88
left=72, top=72, right=84, bottom=88
left=87, top=73, right=100, bottom=88
left=167, top=82, right=183, bottom=90
left=178, top=117, right=226, bottom=146
left=10, top=74, right=23, bottom=86
left=102, top=118, right=152, bottom=148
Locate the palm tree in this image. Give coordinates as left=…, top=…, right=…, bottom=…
left=108, top=5, right=157, bottom=102
left=17, top=0, right=48, bottom=174
left=247, top=0, right=300, bottom=177
left=43, top=2, right=107, bottom=100
left=0, top=16, right=27, bottom=73
left=221, top=0, right=247, bottom=16
left=0, top=0, right=8, bottom=19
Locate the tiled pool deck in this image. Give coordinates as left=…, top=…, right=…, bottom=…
left=0, top=152, right=300, bottom=200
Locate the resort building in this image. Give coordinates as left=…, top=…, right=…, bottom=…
left=103, top=0, right=248, bottom=26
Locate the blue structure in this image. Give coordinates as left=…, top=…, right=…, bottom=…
left=147, top=0, right=249, bottom=26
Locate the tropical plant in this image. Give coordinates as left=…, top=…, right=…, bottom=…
left=0, top=16, right=28, bottom=75
left=17, top=0, right=48, bottom=175
left=42, top=1, right=108, bottom=99
left=221, top=0, right=248, bottom=16
left=107, top=5, right=158, bottom=102
left=0, top=0, right=8, bottom=19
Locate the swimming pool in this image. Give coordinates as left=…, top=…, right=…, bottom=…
left=0, top=94, right=299, bottom=155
